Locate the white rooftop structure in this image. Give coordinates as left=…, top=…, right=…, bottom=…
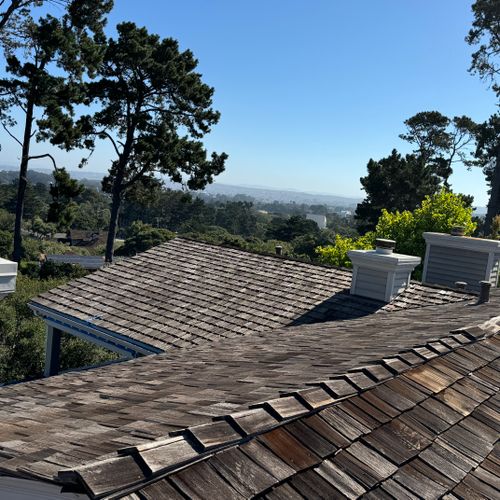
left=348, top=239, right=421, bottom=302
left=423, top=232, right=500, bottom=292
left=0, top=257, right=18, bottom=298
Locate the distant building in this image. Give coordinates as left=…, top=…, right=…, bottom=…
left=340, top=209, right=352, bottom=218
left=306, top=213, right=327, bottom=229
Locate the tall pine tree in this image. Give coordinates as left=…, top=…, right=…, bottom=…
left=0, top=0, right=112, bottom=262
left=466, top=0, right=500, bottom=233
left=355, top=149, right=441, bottom=233
left=44, top=23, right=227, bottom=262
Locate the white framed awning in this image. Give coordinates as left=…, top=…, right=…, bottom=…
left=29, top=303, right=163, bottom=376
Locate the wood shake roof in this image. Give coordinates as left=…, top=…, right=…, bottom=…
left=31, top=238, right=470, bottom=352
left=0, top=292, right=499, bottom=498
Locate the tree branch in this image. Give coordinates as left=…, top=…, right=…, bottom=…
left=0, top=0, right=22, bottom=33
left=28, top=153, right=59, bottom=170
left=2, top=122, right=22, bottom=147
left=95, top=129, right=121, bottom=157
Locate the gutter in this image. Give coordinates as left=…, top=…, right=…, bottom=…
left=29, top=302, right=163, bottom=358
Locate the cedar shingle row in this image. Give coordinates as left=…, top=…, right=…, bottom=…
left=54, top=328, right=500, bottom=499
left=0, top=294, right=498, bottom=488
left=30, top=238, right=470, bottom=351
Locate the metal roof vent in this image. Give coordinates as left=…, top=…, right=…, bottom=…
left=422, top=231, right=500, bottom=292
left=0, top=257, right=17, bottom=299
left=348, top=239, right=421, bottom=302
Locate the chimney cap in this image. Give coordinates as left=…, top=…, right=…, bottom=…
left=375, top=238, right=396, bottom=248
left=375, top=239, right=396, bottom=255
left=450, top=226, right=466, bottom=236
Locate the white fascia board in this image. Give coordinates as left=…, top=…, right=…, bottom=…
left=423, top=232, right=500, bottom=253
left=29, top=302, right=162, bottom=356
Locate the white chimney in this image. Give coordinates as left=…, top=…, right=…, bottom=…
left=348, top=239, right=421, bottom=302
left=0, top=258, right=17, bottom=299
left=422, top=231, right=500, bottom=292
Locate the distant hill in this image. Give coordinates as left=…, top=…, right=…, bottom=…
left=3, top=167, right=361, bottom=208
left=0, top=166, right=485, bottom=213
left=199, top=183, right=361, bottom=208
left=0, top=167, right=102, bottom=189
left=31, top=167, right=104, bottom=181
left=0, top=169, right=54, bottom=185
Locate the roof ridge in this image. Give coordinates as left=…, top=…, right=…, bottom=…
left=174, top=236, right=353, bottom=272
left=55, top=318, right=500, bottom=497
left=174, top=237, right=474, bottom=296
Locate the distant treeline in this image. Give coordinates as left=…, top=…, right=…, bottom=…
left=0, top=173, right=359, bottom=263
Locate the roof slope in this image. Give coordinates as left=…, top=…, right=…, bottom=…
left=31, top=238, right=469, bottom=352
left=0, top=294, right=498, bottom=490
left=57, top=328, right=500, bottom=499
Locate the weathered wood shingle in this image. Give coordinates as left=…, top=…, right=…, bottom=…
left=0, top=294, right=498, bottom=492
left=30, top=238, right=470, bottom=351
left=124, top=333, right=499, bottom=500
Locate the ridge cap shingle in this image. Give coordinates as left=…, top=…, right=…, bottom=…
left=54, top=318, right=500, bottom=498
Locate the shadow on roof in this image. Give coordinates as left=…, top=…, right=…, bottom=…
left=288, top=289, right=386, bottom=326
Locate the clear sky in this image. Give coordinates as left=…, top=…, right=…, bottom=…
left=1, top=0, right=497, bottom=205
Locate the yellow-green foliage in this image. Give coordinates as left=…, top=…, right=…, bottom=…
left=317, top=190, right=476, bottom=268
left=316, top=232, right=375, bottom=268
left=376, top=190, right=476, bottom=258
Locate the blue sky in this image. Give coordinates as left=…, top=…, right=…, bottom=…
left=1, top=0, right=497, bottom=205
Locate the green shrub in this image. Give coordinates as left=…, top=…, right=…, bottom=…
left=0, top=275, right=117, bottom=384
left=316, top=190, right=476, bottom=269
left=39, top=261, right=88, bottom=280
left=376, top=189, right=476, bottom=258
left=316, top=232, right=375, bottom=268
left=115, top=221, right=175, bottom=256
left=0, top=230, right=12, bottom=259
left=21, top=237, right=91, bottom=261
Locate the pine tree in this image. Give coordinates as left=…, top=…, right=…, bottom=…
left=44, top=23, right=227, bottom=262
left=0, top=0, right=112, bottom=262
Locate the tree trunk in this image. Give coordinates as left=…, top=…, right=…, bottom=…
left=105, top=187, right=122, bottom=263
left=12, top=98, right=35, bottom=263
left=105, top=165, right=126, bottom=263
left=484, top=144, right=500, bottom=236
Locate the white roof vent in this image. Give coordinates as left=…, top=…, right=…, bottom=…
left=0, top=257, right=17, bottom=298
left=422, top=231, right=500, bottom=292
left=348, top=239, right=421, bottom=303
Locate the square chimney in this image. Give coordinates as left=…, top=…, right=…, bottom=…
left=0, top=257, right=17, bottom=299
left=348, top=239, right=421, bottom=302
left=422, top=232, right=500, bottom=292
